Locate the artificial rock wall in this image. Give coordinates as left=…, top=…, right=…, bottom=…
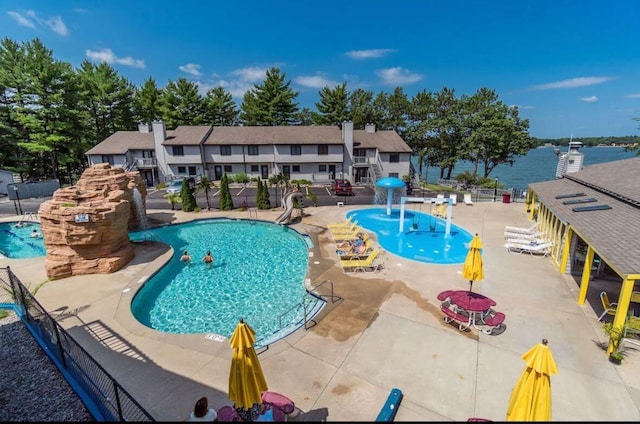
left=39, top=163, right=147, bottom=280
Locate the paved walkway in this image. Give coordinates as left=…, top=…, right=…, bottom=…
left=2, top=202, right=640, bottom=421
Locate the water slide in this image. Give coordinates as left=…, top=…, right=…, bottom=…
left=275, top=191, right=304, bottom=224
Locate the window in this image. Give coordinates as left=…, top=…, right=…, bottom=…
left=292, top=165, right=300, bottom=173
left=251, top=165, right=259, bottom=172
left=318, top=145, right=328, bottom=155
left=172, top=146, right=184, bottom=156
left=188, top=166, right=197, bottom=175
left=319, top=164, right=327, bottom=172
left=389, top=153, right=400, bottom=163
left=290, top=145, right=301, bottom=155
left=178, top=166, right=186, bottom=173
left=247, top=145, right=259, bottom=155
left=389, top=173, right=399, bottom=178
left=220, top=145, right=231, bottom=156
left=224, top=165, right=232, bottom=172
left=101, top=155, right=114, bottom=165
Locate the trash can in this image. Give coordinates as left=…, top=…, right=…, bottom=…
left=502, top=193, right=511, bottom=204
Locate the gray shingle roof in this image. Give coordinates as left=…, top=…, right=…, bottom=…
left=203, top=126, right=343, bottom=145
left=85, top=132, right=155, bottom=155
left=354, top=130, right=413, bottom=153
left=161, top=126, right=212, bottom=146
left=529, top=157, right=640, bottom=277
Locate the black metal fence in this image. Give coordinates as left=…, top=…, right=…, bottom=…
left=0, top=267, right=154, bottom=422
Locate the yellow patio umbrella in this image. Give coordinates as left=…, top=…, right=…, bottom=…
left=462, top=233, right=484, bottom=293
left=506, top=338, right=558, bottom=421
left=228, top=318, right=268, bottom=418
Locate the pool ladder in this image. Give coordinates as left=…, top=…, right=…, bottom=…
left=18, top=211, right=39, bottom=225
left=277, top=279, right=342, bottom=331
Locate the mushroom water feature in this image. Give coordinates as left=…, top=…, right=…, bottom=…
left=376, top=177, right=407, bottom=216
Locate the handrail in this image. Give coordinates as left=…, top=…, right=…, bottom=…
left=277, top=279, right=342, bottom=332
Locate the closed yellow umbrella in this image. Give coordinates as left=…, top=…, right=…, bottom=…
left=462, top=233, right=484, bottom=293
left=506, top=339, right=558, bottom=421
left=228, top=318, right=268, bottom=419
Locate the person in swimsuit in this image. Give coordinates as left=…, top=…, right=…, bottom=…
left=202, top=251, right=214, bottom=265
left=180, top=250, right=192, bottom=263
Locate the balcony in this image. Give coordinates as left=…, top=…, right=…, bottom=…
left=134, top=158, right=157, bottom=168
left=353, top=156, right=371, bottom=166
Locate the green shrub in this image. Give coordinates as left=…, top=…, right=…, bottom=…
left=218, top=174, right=234, bottom=211
left=180, top=178, right=198, bottom=212
left=233, top=172, right=250, bottom=184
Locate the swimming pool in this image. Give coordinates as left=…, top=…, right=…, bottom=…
left=0, top=222, right=46, bottom=259
left=130, top=219, right=324, bottom=347
left=346, top=208, right=473, bottom=264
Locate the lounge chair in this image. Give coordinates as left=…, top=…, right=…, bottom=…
left=504, top=241, right=553, bottom=256
left=328, top=216, right=356, bottom=230
left=449, top=193, right=457, bottom=206
left=436, top=193, right=445, bottom=204
left=433, top=204, right=447, bottom=218
left=463, top=193, right=473, bottom=205
left=504, top=224, right=538, bottom=234
left=597, top=291, right=618, bottom=321
left=341, top=249, right=381, bottom=272
left=503, top=236, right=548, bottom=245
left=504, top=231, right=544, bottom=241
left=329, top=220, right=359, bottom=233
left=331, top=226, right=363, bottom=240
left=333, top=232, right=369, bottom=244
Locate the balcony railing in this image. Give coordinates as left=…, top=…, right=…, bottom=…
left=134, top=158, right=157, bottom=168
left=353, top=156, right=371, bottom=166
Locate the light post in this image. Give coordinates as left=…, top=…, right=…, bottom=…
left=13, top=185, right=23, bottom=215
left=493, top=177, right=499, bottom=202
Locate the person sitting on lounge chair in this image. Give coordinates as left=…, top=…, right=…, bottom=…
left=336, top=240, right=353, bottom=250
left=351, top=242, right=367, bottom=255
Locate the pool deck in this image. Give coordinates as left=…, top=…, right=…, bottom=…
left=2, top=202, right=640, bottom=421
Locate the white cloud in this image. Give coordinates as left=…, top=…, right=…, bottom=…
left=179, top=63, right=203, bottom=76
left=8, top=10, right=68, bottom=36
left=85, top=48, right=146, bottom=69
left=376, top=67, right=423, bottom=85
left=7, top=11, right=36, bottom=29
left=44, top=16, right=68, bottom=36
left=625, top=93, right=640, bottom=99
left=346, top=49, right=396, bottom=59
left=530, top=76, right=611, bottom=90
left=194, top=66, right=269, bottom=98
left=295, top=75, right=339, bottom=89
left=580, top=96, right=599, bottom=103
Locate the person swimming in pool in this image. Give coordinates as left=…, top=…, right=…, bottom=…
left=202, top=251, right=214, bottom=265
left=180, top=250, right=192, bottom=263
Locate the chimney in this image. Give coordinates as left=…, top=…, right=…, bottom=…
left=342, top=121, right=354, bottom=180
left=138, top=122, right=151, bottom=133
left=152, top=120, right=169, bottom=180
left=365, top=123, right=376, bottom=133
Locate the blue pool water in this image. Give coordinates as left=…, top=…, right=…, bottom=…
left=0, top=222, right=46, bottom=258
left=346, top=208, right=473, bottom=264
left=130, top=219, right=324, bottom=347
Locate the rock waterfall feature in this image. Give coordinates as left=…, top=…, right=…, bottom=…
left=39, top=163, right=147, bottom=280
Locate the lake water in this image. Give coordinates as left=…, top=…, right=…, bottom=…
left=412, top=146, right=637, bottom=189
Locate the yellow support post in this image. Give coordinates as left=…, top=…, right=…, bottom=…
left=607, top=277, right=634, bottom=355
left=528, top=192, right=536, bottom=221
left=577, top=246, right=594, bottom=305
left=560, top=227, right=573, bottom=274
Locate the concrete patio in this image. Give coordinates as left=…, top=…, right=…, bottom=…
left=2, top=201, right=640, bottom=421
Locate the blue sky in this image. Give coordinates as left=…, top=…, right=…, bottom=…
left=3, top=0, right=640, bottom=139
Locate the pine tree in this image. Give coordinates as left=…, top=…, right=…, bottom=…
left=218, top=174, right=234, bottom=210
left=180, top=178, right=197, bottom=212
left=239, top=67, right=299, bottom=125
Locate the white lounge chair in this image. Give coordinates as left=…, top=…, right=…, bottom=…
left=504, top=231, right=544, bottom=241
left=463, top=193, right=473, bottom=205
left=504, top=224, right=537, bottom=234
left=504, top=241, right=553, bottom=256
left=449, top=193, right=457, bottom=206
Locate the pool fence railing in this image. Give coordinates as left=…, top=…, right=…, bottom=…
left=0, top=266, right=155, bottom=422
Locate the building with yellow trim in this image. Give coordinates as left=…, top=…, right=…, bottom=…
left=525, top=156, right=640, bottom=356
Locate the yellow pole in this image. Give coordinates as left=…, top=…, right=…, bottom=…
left=560, top=227, right=573, bottom=274
left=577, top=246, right=594, bottom=305
left=607, top=277, right=635, bottom=355
left=528, top=192, right=536, bottom=221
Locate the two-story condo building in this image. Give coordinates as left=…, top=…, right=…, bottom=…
left=85, top=121, right=413, bottom=187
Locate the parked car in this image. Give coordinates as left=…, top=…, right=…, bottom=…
left=166, top=179, right=184, bottom=195
left=331, top=179, right=353, bottom=196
